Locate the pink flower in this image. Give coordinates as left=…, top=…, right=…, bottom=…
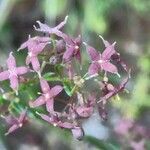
left=36, top=112, right=75, bottom=129
left=99, top=36, right=129, bottom=73
left=34, top=16, right=68, bottom=39
left=99, top=80, right=115, bottom=96
left=71, top=127, right=84, bottom=140
left=114, top=119, right=133, bottom=136
left=37, top=112, right=84, bottom=140
left=5, top=108, right=28, bottom=135
left=0, top=52, right=29, bottom=93
left=29, top=78, right=63, bottom=112
left=75, top=95, right=96, bottom=118
left=18, top=36, right=50, bottom=74
left=97, top=70, right=130, bottom=104
left=130, top=140, right=145, bottom=150
left=84, top=37, right=118, bottom=76
left=63, top=35, right=82, bottom=63
left=55, top=40, right=65, bottom=53
left=34, top=16, right=82, bottom=63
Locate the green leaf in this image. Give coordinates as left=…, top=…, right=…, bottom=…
left=43, top=72, right=61, bottom=82
left=63, top=80, right=74, bottom=97
left=43, top=72, right=55, bottom=79
left=84, top=136, right=119, bottom=150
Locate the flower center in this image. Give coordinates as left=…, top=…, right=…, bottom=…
left=9, top=68, right=18, bottom=77
left=28, top=52, right=33, bottom=57
left=44, top=93, right=51, bottom=100
left=98, top=59, right=103, bottom=64
left=75, top=45, right=79, bottom=50
left=19, top=123, right=23, bottom=127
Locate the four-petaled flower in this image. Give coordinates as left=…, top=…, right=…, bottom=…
left=37, top=112, right=84, bottom=140
left=29, top=78, right=63, bottom=112
left=0, top=52, right=29, bottom=94
left=4, top=108, right=28, bottom=135
left=84, top=37, right=118, bottom=76
left=97, top=70, right=130, bottom=104
left=36, top=112, right=75, bottom=129
left=18, top=36, right=50, bottom=75
left=34, top=16, right=68, bottom=39
left=63, top=35, right=82, bottom=63
left=75, top=95, right=96, bottom=118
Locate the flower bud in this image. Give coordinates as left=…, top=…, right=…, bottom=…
left=55, top=40, right=65, bottom=53
left=73, top=76, right=85, bottom=88
left=71, top=127, right=84, bottom=140
left=49, top=55, right=59, bottom=65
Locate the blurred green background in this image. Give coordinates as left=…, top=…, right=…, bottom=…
left=0, top=0, right=149, bottom=150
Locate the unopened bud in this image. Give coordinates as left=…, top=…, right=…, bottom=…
left=71, top=127, right=84, bottom=140
left=49, top=55, right=58, bottom=65
left=73, top=76, right=85, bottom=88
left=55, top=40, right=65, bottom=53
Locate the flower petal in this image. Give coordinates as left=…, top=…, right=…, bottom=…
left=18, top=109, right=27, bottom=123
left=63, top=46, right=74, bottom=61
left=28, top=40, right=48, bottom=54
left=49, top=85, right=63, bottom=97
left=85, top=44, right=100, bottom=61
left=17, top=67, right=28, bottom=75
left=0, top=71, right=9, bottom=81
left=75, top=51, right=81, bottom=63
left=34, top=16, right=68, bottom=34
left=46, top=98, right=54, bottom=112
left=34, top=21, right=51, bottom=32
left=59, top=122, right=74, bottom=129
left=4, top=115, right=17, bottom=125
left=37, top=113, right=52, bottom=123
left=26, top=55, right=31, bottom=65
left=99, top=35, right=110, bottom=47
left=5, top=124, right=19, bottom=135
left=76, top=106, right=93, bottom=118
left=101, top=62, right=118, bottom=74
left=31, top=56, right=40, bottom=72
left=7, top=52, right=16, bottom=69
left=10, top=75, right=18, bottom=91
left=29, top=96, right=45, bottom=108
left=118, top=71, right=130, bottom=91
left=74, top=35, right=82, bottom=45
left=88, top=63, right=100, bottom=75
left=18, top=41, right=28, bottom=51
left=55, top=16, right=68, bottom=30
left=102, top=43, right=116, bottom=60
left=40, top=78, right=50, bottom=93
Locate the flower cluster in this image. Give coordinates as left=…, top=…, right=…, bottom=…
left=0, top=16, right=130, bottom=139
